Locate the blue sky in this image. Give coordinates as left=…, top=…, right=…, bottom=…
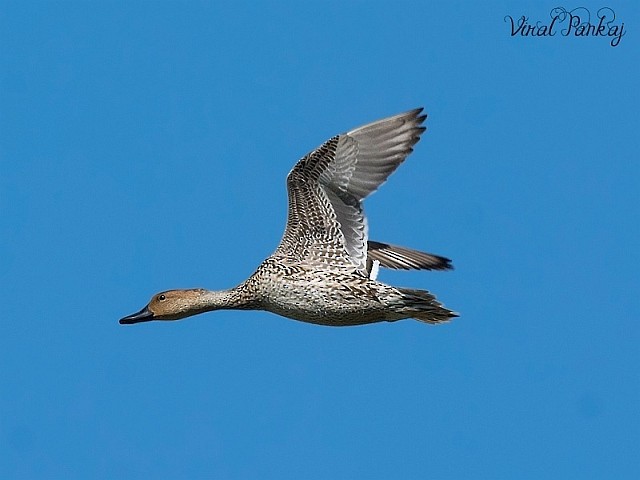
left=1, top=1, right=638, bottom=478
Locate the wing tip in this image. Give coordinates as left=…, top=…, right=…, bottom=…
left=367, top=240, right=454, bottom=271
left=408, top=107, right=427, bottom=124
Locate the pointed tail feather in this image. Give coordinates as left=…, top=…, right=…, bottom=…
left=397, top=287, right=458, bottom=324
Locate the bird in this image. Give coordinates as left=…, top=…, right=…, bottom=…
left=120, top=108, right=456, bottom=327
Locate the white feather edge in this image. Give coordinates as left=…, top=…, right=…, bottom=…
left=369, top=259, right=380, bottom=280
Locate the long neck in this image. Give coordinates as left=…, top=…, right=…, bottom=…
left=196, top=286, right=256, bottom=313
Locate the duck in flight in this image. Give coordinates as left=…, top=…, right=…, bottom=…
left=120, top=108, right=456, bottom=327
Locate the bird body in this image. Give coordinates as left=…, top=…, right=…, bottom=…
left=120, top=108, right=456, bottom=327
left=246, top=258, right=393, bottom=326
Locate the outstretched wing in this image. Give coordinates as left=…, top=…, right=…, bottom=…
left=275, top=108, right=427, bottom=274
left=366, top=241, right=453, bottom=273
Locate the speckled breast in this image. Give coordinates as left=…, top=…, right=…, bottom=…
left=249, top=258, right=387, bottom=326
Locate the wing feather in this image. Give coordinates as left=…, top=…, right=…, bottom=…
left=275, top=109, right=427, bottom=274
left=366, top=241, right=453, bottom=272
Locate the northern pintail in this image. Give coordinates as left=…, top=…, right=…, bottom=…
left=120, top=108, right=456, bottom=327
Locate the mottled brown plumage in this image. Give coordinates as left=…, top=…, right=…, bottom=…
left=120, top=108, right=456, bottom=327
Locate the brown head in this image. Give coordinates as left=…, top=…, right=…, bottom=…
left=119, top=289, right=208, bottom=324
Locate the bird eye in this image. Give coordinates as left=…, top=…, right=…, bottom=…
left=158, top=294, right=166, bottom=301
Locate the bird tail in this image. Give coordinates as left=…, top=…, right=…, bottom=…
left=396, top=288, right=458, bottom=324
